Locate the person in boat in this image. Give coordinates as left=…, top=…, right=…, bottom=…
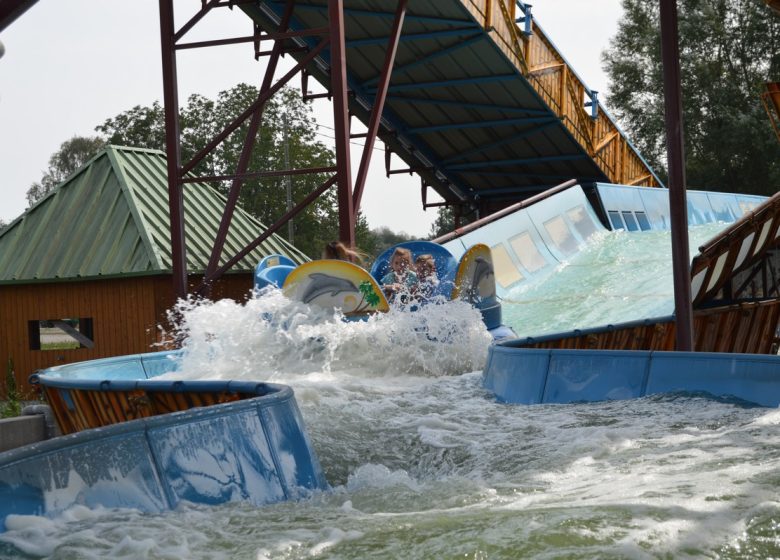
left=414, top=253, right=440, bottom=301
left=381, top=247, right=418, bottom=302
left=323, top=241, right=365, bottom=264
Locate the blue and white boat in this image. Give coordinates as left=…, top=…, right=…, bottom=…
left=255, top=240, right=517, bottom=342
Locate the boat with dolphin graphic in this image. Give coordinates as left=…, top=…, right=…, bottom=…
left=254, top=240, right=516, bottom=341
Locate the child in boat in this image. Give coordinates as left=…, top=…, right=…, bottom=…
left=323, top=241, right=365, bottom=265
left=415, top=253, right=440, bottom=300
left=381, top=247, right=418, bottom=301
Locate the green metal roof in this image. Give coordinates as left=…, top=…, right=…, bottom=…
left=0, top=145, right=309, bottom=284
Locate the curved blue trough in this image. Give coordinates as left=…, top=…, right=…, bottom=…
left=483, top=344, right=780, bottom=407
left=0, top=354, right=327, bottom=533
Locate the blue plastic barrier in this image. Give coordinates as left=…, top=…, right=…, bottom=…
left=441, top=183, right=767, bottom=299
left=0, top=356, right=327, bottom=533
left=483, top=345, right=780, bottom=407
left=33, top=350, right=183, bottom=381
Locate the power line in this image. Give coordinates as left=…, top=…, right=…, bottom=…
left=312, top=123, right=386, bottom=152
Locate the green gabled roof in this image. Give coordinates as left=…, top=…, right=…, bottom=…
left=0, top=145, right=309, bottom=284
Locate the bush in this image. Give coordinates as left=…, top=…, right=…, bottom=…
left=0, top=358, right=21, bottom=419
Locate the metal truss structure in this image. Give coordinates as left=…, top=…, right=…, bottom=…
left=157, top=0, right=670, bottom=301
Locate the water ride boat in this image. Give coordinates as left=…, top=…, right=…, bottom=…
left=254, top=240, right=517, bottom=342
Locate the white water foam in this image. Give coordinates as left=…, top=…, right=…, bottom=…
left=161, top=289, right=493, bottom=383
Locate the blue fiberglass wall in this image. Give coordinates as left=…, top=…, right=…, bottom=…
left=440, top=183, right=767, bottom=300
left=594, top=183, right=766, bottom=231
left=0, top=356, right=327, bottom=533
left=442, top=185, right=606, bottom=298
left=483, top=345, right=780, bottom=407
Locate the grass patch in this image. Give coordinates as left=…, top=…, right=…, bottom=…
left=41, top=341, right=80, bottom=351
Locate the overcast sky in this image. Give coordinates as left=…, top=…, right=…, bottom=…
left=0, top=0, right=623, bottom=236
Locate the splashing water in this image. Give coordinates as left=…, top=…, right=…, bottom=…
left=4, top=223, right=780, bottom=559
left=165, top=290, right=493, bottom=382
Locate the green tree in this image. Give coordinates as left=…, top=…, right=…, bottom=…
left=428, top=206, right=476, bottom=240
left=96, top=102, right=166, bottom=151
left=26, top=136, right=105, bottom=206
left=603, top=0, right=780, bottom=194
left=428, top=207, right=457, bottom=239
left=98, top=84, right=374, bottom=259
left=370, top=226, right=415, bottom=257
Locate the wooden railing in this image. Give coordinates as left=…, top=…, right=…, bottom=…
left=514, top=299, right=780, bottom=355
left=462, top=0, right=661, bottom=187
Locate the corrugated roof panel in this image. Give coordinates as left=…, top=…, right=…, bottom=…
left=13, top=186, right=64, bottom=280
left=51, top=159, right=118, bottom=277
left=109, top=149, right=167, bottom=271
left=110, top=146, right=309, bottom=272
left=0, top=146, right=308, bottom=283
left=100, top=215, right=149, bottom=275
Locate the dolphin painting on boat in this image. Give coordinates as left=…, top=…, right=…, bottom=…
left=469, top=257, right=496, bottom=303
left=301, top=273, right=359, bottom=304
left=281, top=260, right=390, bottom=316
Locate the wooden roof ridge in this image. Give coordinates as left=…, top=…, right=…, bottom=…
left=105, top=146, right=167, bottom=272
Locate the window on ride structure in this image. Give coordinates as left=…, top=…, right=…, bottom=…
left=607, top=211, right=624, bottom=230
left=635, top=211, right=651, bottom=231
left=621, top=211, right=639, bottom=232
left=28, top=318, right=95, bottom=351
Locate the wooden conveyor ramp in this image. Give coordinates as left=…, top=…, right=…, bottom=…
left=244, top=1, right=661, bottom=211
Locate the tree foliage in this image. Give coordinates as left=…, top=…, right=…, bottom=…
left=25, top=84, right=408, bottom=260
left=26, top=136, right=105, bottom=206
left=370, top=226, right=415, bottom=257
left=96, top=84, right=375, bottom=259
left=428, top=206, right=476, bottom=240
left=428, top=206, right=457, bottom=240
left=603, top=0, right=780, bottom=194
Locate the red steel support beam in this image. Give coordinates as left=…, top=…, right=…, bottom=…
left=183, top=166, right=337, bottom=184
left=174, top=0, right=220, bottom=43
left=176, top=27, right=329, bottom=50
left=198, top=175, right=338, bottom=291
left=329, top=0, right=355, bottom=247
left=352, top=0, right=408, bottom=212
left=204, top=0, right=296, bottom=284
left=159, top=0, right=188, bottom=300
left=181, top=37, right=329, bottom=176
left=0, top=0, right=38, bottom=33
left=659, top=0, right=693, bottom=351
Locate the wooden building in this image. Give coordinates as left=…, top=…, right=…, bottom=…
left=0, top=146, right=308, bottom=394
